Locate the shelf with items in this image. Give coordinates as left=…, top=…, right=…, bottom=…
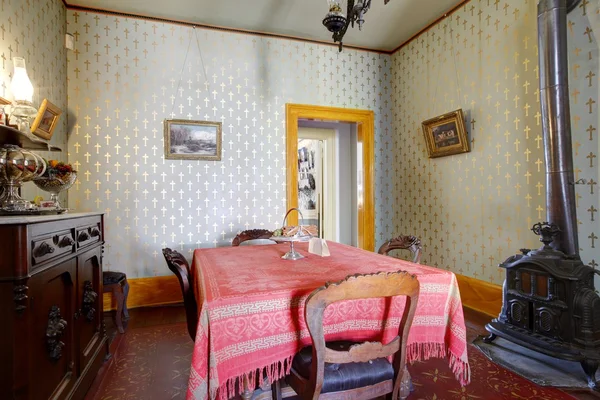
left=0, top=125, right=62, bottom=152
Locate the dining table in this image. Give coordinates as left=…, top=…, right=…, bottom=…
left=186, top=241, right=470, bottom=400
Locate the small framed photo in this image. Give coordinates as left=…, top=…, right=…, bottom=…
left=164, top=119, right=222, bottom=161
left=422, top=109, right=470, bottom=158
left=31, top=99, right=62, bottom=140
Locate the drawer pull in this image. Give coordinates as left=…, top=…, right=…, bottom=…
left=78, top=231, right=90, bottom=242
left=46, top=305, right=67, bottom=361
left=90, top=227, right=101, bottom=238
left=57, top=236, right=75, bottom=248
left=33, top=242, right=55, bottom=258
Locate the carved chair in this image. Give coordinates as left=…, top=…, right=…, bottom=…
left=285, top=271, right=420, bottom=400
left=232, top=229, right=275, bottom=246
left=377, top=235, right=422, bottom=264
left=162, top=248, right=198, bottom=341
left=102, top=271, right=130, bottom=333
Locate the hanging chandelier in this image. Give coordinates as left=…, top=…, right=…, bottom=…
left=323, top=0, right=372, bottom=51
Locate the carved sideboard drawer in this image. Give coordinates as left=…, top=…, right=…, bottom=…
left=76, top=224, right=102, bottom=248
left=31, top=230, right=76, bottom=266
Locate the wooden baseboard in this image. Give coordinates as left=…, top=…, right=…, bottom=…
left=102, top=271, right=502, bottom=319
left=103, top=275, right=182, bottom=311
left=455, top=274, right=502, bottom=317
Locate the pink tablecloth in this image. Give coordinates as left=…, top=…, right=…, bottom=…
left=187, top=242, right=470, bottom=400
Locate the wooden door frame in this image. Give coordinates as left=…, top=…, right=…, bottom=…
left=286, top=103, right=375, bottom=252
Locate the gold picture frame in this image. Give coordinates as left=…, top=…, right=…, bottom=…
left=31, top=99, right=62, bottom=140
left=0, top=96, right=11, bottom=105
left=164, top=119, right=222, bottom=161
left=422, top=109, right=470, bottom=158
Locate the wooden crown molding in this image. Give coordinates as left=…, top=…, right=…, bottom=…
left=61, top=0, right=468, bottom=55
left=391, top=0, right=472, bottom=53
left=62, top=2, right=390, bottom=54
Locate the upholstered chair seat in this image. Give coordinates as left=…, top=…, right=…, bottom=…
left=103, top=271, right=127, bottom=285
left=292, top=341, right=394, bottom=393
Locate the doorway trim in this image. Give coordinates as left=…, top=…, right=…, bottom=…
left=286, top=103, right=375, bottom=251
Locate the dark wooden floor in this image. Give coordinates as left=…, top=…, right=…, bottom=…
left=88, top=305, right=599, bottom=400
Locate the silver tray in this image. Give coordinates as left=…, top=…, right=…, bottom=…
left=0, top=208, right=68, bottom=216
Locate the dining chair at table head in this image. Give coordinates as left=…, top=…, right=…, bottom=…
left=232, top=229, right=275, bottom=246
left=377, top=235, right=422, bottom=264
left=162, top=248, right=198, bottom=341
left=286, top=270, right=420, bottom=400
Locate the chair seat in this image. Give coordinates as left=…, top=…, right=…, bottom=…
left=103, top=271, right=127, bottom=285
left=291, top=341, right=394, bottom=394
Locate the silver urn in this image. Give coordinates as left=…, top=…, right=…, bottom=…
left=0, top=144, right=46, bottom=210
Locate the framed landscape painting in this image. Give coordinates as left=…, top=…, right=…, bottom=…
left=164, top=119, right=222, bottom=161
left=422, top=109, right=470, bottom=158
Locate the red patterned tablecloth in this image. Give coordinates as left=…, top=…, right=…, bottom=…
left=187, top=242, right=470, bottom=400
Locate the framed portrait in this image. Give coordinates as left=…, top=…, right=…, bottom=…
left=422, top=109, right=470, bottom=158
left=164, top=119, right=222, bottom=161
left=30, top=99, right=62, bottom=140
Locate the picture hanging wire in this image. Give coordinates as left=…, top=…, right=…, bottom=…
left=168, top=26, right=213, bottom=118
left=432, top=13, right=464, bottom=116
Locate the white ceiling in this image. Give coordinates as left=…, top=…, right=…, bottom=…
left=65, top=0, right=461, bottom=52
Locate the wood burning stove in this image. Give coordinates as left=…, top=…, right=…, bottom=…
left=484, top=0, right=600, bottom=390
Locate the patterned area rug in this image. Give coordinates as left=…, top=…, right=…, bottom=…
left=93, top=323, right=574, bottom=400
left=94, top=324, right=192, bottom=400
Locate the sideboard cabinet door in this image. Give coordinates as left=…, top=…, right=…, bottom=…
left=28, top=258, right=77, bottom=400
left=76, top=246, right=104, bottom=377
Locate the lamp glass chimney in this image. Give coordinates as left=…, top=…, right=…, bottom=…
left=10, top=57, right=34, bottom=104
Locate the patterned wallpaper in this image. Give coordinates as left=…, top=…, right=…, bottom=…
left=391, top=0, right=598, bottom=285
left=0, top=0, right=68, bottom=201
left=568, top=1, right=600, bottom=278
left=64, top=1, right=597, bottom=282
left=65, top=12, right=393, bottom=276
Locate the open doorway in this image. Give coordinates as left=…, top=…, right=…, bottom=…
left=298, top=122, right=358, bottom=246
left=286, top=104, right=375, bottom=251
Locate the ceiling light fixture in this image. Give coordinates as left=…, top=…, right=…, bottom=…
left=323, top=0, right=374, bottom=51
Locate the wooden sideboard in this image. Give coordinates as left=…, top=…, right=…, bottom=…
left=0, top=212, right=107, bottom=400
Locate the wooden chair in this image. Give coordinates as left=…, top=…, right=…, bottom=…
left=102, top=271, right=130, bottom=334
left=232, top=229, right=274, bottom=246
left=377, top=235, right=422, bottom=264
left=162, top=248, right=198, bottom=341
left=285, top=271, right=420, bottom=400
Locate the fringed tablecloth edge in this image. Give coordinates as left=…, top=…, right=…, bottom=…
left=406, top=342, right=471, bottom=386
left=215, top=355, right=294, bottom=400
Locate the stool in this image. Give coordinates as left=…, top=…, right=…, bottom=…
left=103, top=271, right=130, bottom=333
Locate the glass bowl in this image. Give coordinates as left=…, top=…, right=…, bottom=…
left=33, top=172, right=77, bottom=209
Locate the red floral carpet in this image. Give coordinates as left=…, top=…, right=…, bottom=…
left=92, top=323, right=575, bottom=400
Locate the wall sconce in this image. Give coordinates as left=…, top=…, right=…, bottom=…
left=10, top=57, right=37, bottom=129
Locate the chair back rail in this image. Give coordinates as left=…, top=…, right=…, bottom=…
left=303, top=270, right=420, bottom=400
left=232, top=229, right=274, bottom=246
left=377, top=235, right=422, bottom=264
left=162, top=248, right=198, bottom=341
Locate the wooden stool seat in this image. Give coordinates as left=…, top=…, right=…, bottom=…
left=103, top=271, right=130, bottom=333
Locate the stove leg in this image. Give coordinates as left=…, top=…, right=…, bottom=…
left=581, top=359, right=599, bottom=390
left=482, top=333, right=497, bottom=343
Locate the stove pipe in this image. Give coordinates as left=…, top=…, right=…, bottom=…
left=537, top=0, right=582, bottom=256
